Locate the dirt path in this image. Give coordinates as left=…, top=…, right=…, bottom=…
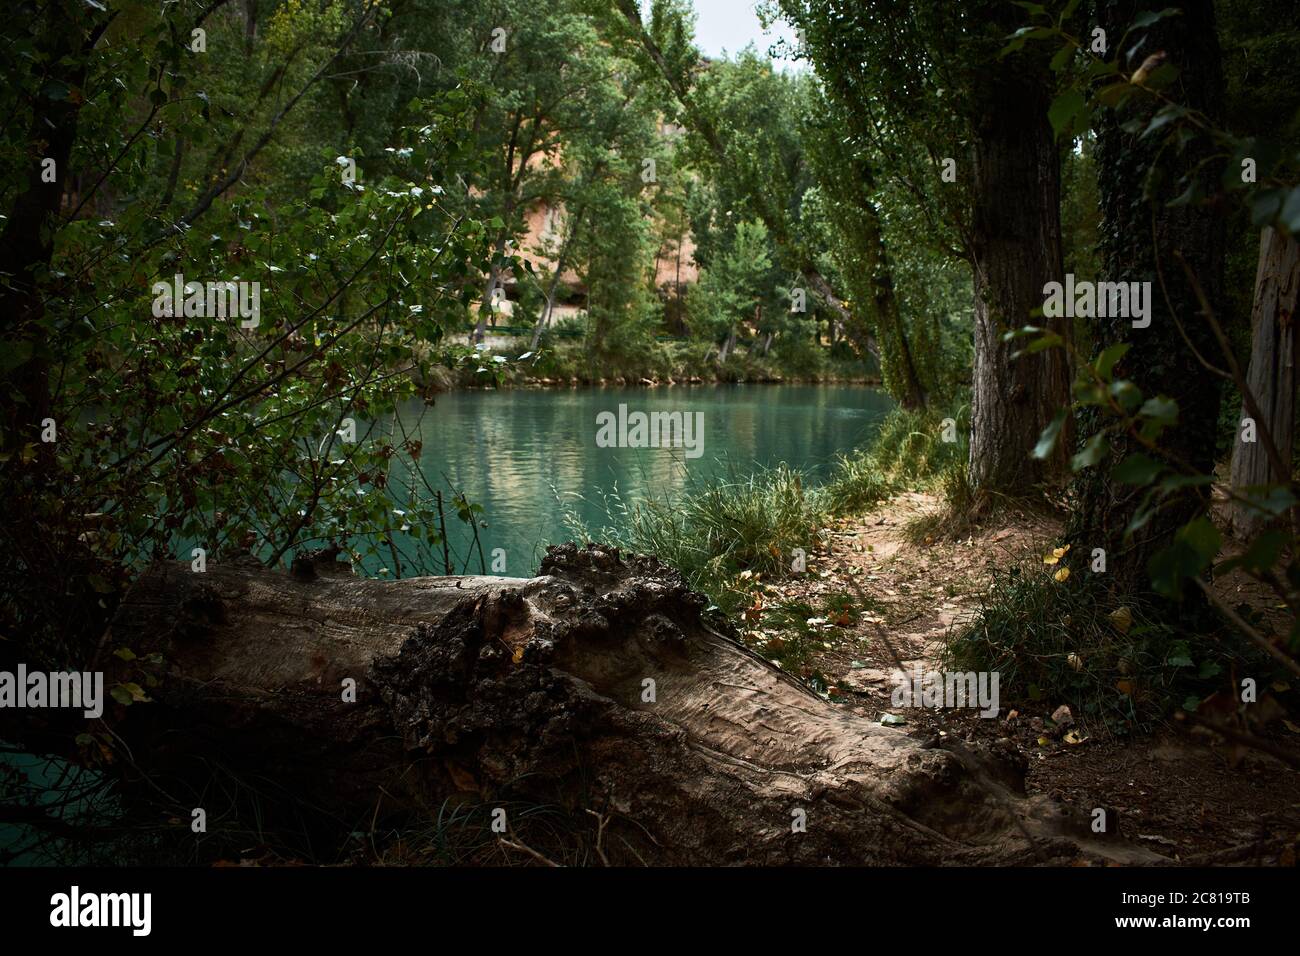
left=757, top=492, right=1300, bottom=863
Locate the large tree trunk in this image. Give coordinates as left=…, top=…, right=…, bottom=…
left=0, top=0, right=94, bottom=452
left=1068, top=0, right=1225, bottom=593
left=967, top=64, right=1070, bottom=492
left=106, top=544, right=1154, bottom=865
left=842, top=189, right=928, bottom=410
left=1230, top=227, right=1299, bottom=537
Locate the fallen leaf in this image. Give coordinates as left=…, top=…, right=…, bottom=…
left=1138, top=833, right=1177, bottom=847
left=1108, top=606, right=1133, bottom=634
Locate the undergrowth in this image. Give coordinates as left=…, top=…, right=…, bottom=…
left=945, top=561, right=1256, bottom=732
left=563, top=405, right=966, bottom=633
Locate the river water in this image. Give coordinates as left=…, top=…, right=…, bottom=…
left=385, top=383, right=893, bottom=577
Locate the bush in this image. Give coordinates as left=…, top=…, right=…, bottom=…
left=822, top=405, right=969, bottom=516
left=944, top=563, right=1253, bottom=732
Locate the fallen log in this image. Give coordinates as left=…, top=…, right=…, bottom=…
left=107, top=543, right=1158, bottom=865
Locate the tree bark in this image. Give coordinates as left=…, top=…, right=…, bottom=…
left=967, top=65, right=1070, bottom=492
left=0, top=0, right=98, bottom=451
left=719, top=326, right=737, bottom=364
left=1068, top=0, right=1226, bottom=593
left=1230, top=227, right=1299, bottom=537
left=106, top=544, right=1154, bottom=865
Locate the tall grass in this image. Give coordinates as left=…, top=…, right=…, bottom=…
left=822, top=405, right=969, bottom=514
left=566, top=465, right=826, bottom=615
left=563, top=405, right=966, bottom=615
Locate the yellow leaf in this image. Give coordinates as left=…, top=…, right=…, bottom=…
left=511, top=645, right=524, bottom=664
left=1043, top=544, right=1071, bottom=565
left=1054, top=566, right=1070, bottom=582
left=1108, top=606, right=1133, bottom=634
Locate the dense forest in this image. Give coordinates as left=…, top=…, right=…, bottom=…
left=2, top=0, right=1300, bottom=882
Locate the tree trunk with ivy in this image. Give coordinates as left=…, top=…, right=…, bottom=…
left=1067, top=0, right=1226, bottom=593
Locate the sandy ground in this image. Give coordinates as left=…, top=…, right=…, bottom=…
left=754, top=492, right=1300, bottom=864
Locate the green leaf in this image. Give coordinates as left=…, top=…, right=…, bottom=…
left=1181, top=516, right=1221, bottom=564
left=1124, top=489, right=1160, bottom=538
left=1250, top=188, right=1285, bottom=228
left=1143, top=104, right=1187, bottom=138
left=1032, top=409, right=1068, bottom=460
left=1217, top=529, right=1288, bottom=576
left=1094, top=343, right=1130, bottom=381
left=1071, top=431, right=1110, bottom=471
left=1139, top=396, right=1178, bottom=425
left=1139, top=395, right=1179, bottom=439
left=87, top=573, right=114, bottom=594
left=1109, top=379, right=1143, bottom=411
left=1094, top=83, right=1134, bottom=109
left=1113, top=452, right=1162, bottom=485
left=1050, top=43, right=1075, bottom=73
left=1280, top=186, right=1300, bottom=236
left=1048, top=89, right=1087, bottom=140
left=1148, top=516, right=1220, bottom=598
left=1014, top=331, right=1063, bottom=356
left=0, top=340, right=34, bottom=373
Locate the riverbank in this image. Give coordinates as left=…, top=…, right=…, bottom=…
left=756, top=490, right=1299, bottom=862
left=415, top=335, right=878, bottom=392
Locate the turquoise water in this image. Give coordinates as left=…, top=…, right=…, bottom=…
left=386, top=384, right=893, bottom=577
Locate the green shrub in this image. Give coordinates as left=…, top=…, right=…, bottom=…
left=944, top=563, right=1252, bottom=732
left=566, top=464, right=826, bottom=615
